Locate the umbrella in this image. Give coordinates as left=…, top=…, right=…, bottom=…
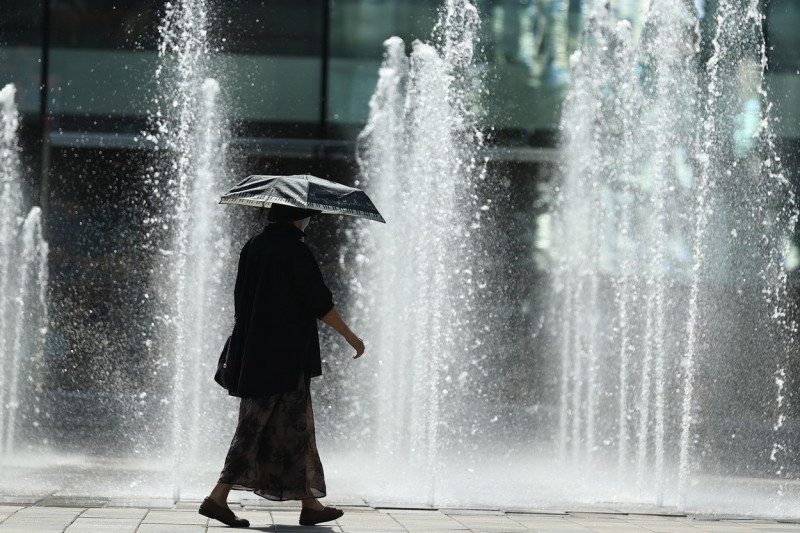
left=219, top=174, right=385, bottom=223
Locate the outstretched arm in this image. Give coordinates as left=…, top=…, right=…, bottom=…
left=321, top=307, right=365, bottom=359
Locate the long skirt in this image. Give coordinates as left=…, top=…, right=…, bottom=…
left=217, top=374, right=326, bottom=501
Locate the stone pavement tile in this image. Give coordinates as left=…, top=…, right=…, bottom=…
left=509, top=515, right=588, bottom=527
left=0, top=527, right=67, bottom=532
left=341, top=526, right=406, bottom=533
left=446, top=511, right=504, bottom=516
left=388, top=531, right=467, bottom=533
left=335, top=522, right=405, bottom=532
left=206, top=525, right=277, bottom=531
left=137, top=524, right=207, bottom=533
left=687, top=523, right=761, bottom=532
left=448, top=514, right=527, bottom=531
left=528, top=529, right=594, bottom=533
left=11, top=508, right=83, bottom=517
left=387, top=513, right=469, bottom=530
left=0, top=516, right=75, bottom=528
left=507, top=519, right=594, bottom=532
left=514, top=527, right=593, bottom=533
left=384, top=519, right=465, bottom=530
left=440, top=509, right=503, bottom=516
left=638, top=526, right=704, bottom=532
left=631, top=518, right=705, bottom=532
left=335, top=510, right=405, bottom=528
left=688, top=529, right=760, bottom=533
left=78, top=507, right=148, bottom=519
left=610, top=525, right=663, bottom=531
left=275, top=526, right=341, bottom=533
left=691, top=519, right=761, bottom=525
left=235, top=508, right=273, bottom=527
left=64, top=517, right=140, bottom=533
left=335, top=520, right=405, bottom=530
left=378, top=531, right=460, bottom=533
left=386, top=511, right=459, bottom=518
left=143, top=509, right=209, bottom=525
left=0, top=507, right=82, bottom=530
left=569, top=519, right=654, bottom=531
left=271, top=510, right=305, bottom=526
left=107, top=498, right=174, bottom=509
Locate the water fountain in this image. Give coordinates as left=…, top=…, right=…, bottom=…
left=0, top=0, right=237, bottom=500
left=0, top=84, right=50, bottom=459
left=552, top=0, right=798, bottom=512
left=146, top=0, right=236, bottom=500
left=343, top=0, right=799, bottom=516
left=346, top=0, right=505, bottom=505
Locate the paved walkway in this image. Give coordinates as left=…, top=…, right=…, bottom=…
left=1, top=501, right=799, bottom=533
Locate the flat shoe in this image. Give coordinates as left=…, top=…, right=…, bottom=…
left=199, top=497, right=250, bottom=528
left=299, top=506, right=344, bottom=526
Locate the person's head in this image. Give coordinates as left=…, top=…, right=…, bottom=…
left=266, top=204, right=320, bottom=231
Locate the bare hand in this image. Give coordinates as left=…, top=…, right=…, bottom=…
left=320, top=307, right=365, bottom=359
left=346, top=334, right=365, bottom=359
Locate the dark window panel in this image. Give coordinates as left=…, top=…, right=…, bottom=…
left=767, top=0, right=800, bottom=73
left=0, top=0, right=44, bottom=46
left=50, top=0, right=161, bottom=50
left=216, top=1, right=324, bottom=56
left=330, top=0, right=438, bottom=58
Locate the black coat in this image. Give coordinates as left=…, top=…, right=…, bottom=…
left=227, top=223, right=334, bottom=398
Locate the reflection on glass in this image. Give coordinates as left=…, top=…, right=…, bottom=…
left=1, top=0, right=798, bottom=142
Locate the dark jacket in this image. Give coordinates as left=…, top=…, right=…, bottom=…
left=228, top=223, right=334, bottom=398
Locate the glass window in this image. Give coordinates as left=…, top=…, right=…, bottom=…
left=767, top=0, right=800, bottom=139
left=328, top=0, right=438, bottom=134
left=327, top=0, right=589, bottom=145
left=1, top=0, right=43, bottom=45
left=5, top=0, right=799, bottom=144
left=217, top=1, right=324, bottom=133
left=0, top=0, right=44, bottom=114
left=217, top=1, right=323, bottom=55
left=42, top=1, right=326, bottom=135
left=768, top=0, right=800, bottom=73
left=50, top=0, right=160, bottom=50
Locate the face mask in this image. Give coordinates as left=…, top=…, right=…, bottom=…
left=300, top=217, right=311, bottom=231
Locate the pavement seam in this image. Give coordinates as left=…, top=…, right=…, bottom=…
left=0, top=506, right=21, bottom=525
left=78, top=506, right=148, bottom=532
left=61, top=506, right=85, bottom=532
left=133, top=508, right=154, bottom=533
left=384, top=510, right=411, bottom=532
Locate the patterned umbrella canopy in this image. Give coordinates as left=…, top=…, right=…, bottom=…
left=219, top=174, right=385, bottom=223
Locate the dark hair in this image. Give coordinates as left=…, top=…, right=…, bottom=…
left=266, top=203, right=321, bottom=222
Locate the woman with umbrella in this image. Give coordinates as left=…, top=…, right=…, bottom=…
left=199, top=197, right=368, bottom=528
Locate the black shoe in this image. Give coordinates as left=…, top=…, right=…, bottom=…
left=299, top=506, right=344, bottom=526
left=199, top=497, right=250, bottom=528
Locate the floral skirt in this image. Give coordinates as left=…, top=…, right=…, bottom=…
left=218, top=375, right=326, bottom=501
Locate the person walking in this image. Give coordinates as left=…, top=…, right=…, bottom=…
left=199, top=204, right=365, bottom=528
